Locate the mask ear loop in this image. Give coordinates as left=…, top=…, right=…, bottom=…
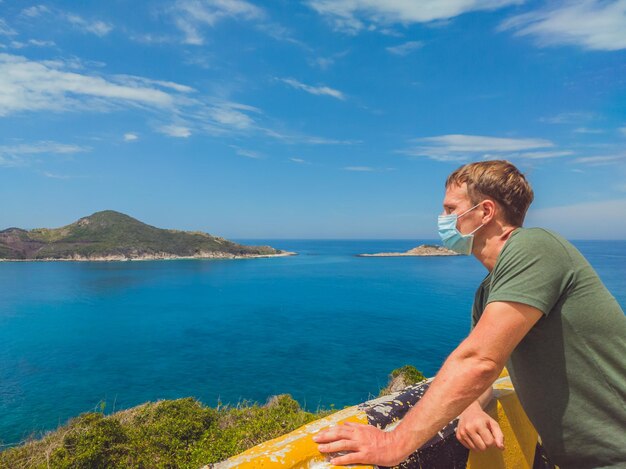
left=459, top=202, right=486, bottom=236
left=458, top=202, right=482, bottom=219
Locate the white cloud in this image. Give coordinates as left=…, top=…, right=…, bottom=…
left=386, top=40, right=424, bottom=55
left=573, top=154, right=626, bottom=165
left=21, top=5, right=50, bottom=17
left=307, top=0, right=523, bottom=33
left=0, top=141, right=89, bottom=166
left=344, top=166, right=374, bottom=171
left=158, top=125, right=192, bottom=138
left=400, top=134, right=560, bottom=162
left=172, top=0, right=264, bottom=45
left=209, top=103, right=257, bottom=129
left=0, top=53, right=176, bottom=116
left=500, top=0, right=626, bottom=51
left=539, top=111, right=597, bottom=124
left=308, top=50, right=350, bottom=70
left=233, top=147, right=261, bottom=159
left=123, top=133, right=138, bottom=142
left=525, top=199, right=626, bottom=238
left=0, top=19, right=17, bottom=36
left=514, top=150, right=573, bottom=159
left=42, top=171, right=72, bottom=179
left=573, top=127, right=605, bottom=134
left=65, top=14, right=113, bottom=36
left=279, top=78, right=345, bottom=100
left=262, top=128, right=360, bottom=145
left=290, top=157, right=309, bottom=164
left=10, top=39, right=56, bottom=49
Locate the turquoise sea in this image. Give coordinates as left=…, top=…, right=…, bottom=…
left=1, top=239, right=625, bottom=446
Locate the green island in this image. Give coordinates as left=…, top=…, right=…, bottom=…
left=0, top=366, right=425, bottom=469
left=0, top=210, right=293, bottom=261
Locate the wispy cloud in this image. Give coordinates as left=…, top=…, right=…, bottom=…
left=20, top=5, right=50, bottom=18
left=307, top=0, right=523, bottom=34
left=514, top=150, right=573, bottom=159
left=0, top=141, right=89, bottom=167
left=573, top=154, right=626, bottom=165
left=573, top=127, right=605, bottom=134
left=0, top=53, right=267, bottom=138
left=400, top=134, right=556, bottom=162
left=539, top=111, right=597, bottom=124
left=308, top=50, right=350, bottom=70
left=123, top=133, right=138, bottom=142
left=279, top=77, right=345, bottom=100
left=500, top=0, right=626, bottom=51
left=0, top=53, right=176, bottom=116
left=262, top=128, right=360, bottom=145
left=620, top=126, right=626, bottom=136
left=386, top=40, right=424, bottom=56
left=42, top=171, right=74, bottom=179
left=0, top=19, right=17, bottom=36
left=157, top=125, right=192, bottom=138
left=171, top=0, right=264, bottom=45
left=9, top=39, right=56, bottom=49
left=289, top=157, right=310, bottom=164
left=344, top=166, right=374, bottom=171
left=65, top=14, right=113, bottom=36
left=231, top=146, right=262, bottom=159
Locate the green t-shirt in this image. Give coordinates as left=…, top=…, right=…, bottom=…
left=472, top=228, right=626, bottom=469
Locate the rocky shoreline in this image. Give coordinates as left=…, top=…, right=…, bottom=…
left=358, top=244, right=459, bottom=257
left=0, top=251, right=297, bottom=262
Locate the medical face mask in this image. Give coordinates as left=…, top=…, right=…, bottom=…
left=437, top=203, right=484, bottom=255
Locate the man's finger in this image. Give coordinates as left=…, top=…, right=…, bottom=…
left=317, top=439, right=358, bottom=454
left=476, top=424, right=495, bottom=448
left=488, top=419, right=505, bottom=450
left=313, top=425, right=353, bottom=443
left=466, top=431, right=487, bottom=451
left=330, top=451, right=365, bottom=466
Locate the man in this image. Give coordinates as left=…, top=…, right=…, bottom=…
left=315, top=160, right=626, bottom=468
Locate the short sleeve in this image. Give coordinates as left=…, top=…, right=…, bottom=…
left=486, top=230, right=574, bottom=316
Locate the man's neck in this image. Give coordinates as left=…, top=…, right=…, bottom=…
left=474, top=225, right=519, bottom=272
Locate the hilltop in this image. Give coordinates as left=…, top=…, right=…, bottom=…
left=0, top=210, right=291, bottom=261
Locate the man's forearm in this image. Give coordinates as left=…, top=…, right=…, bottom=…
left=391, top=342, right=502, bottom=457
left=475, top=385, right=495, bottom=410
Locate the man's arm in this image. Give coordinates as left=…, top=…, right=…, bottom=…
left=314, top=301, right=543, bottom=466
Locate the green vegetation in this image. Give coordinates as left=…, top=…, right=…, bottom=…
left=379, top=364, right=427, bottom=396
left=0, top=396, right=327, bottom=469
left=0, top=366, right=425, bottom=468
left=0, top=211, right=281, bottom=260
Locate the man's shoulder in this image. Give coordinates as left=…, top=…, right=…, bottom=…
left=497, top=227, right=575, bottom=269
left=507, top=227, right=570, bottom=251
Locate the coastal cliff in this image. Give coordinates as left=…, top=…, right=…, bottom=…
left=0, top=210, right=293, bottom=261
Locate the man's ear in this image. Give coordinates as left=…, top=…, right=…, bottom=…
left=482, top=199, right=497, bottom=224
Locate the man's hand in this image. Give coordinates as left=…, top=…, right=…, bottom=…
left=313, top=422, right=410, bottom=466
left=456, top=406, right=504, bottom=451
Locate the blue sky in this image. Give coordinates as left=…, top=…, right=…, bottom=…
left=0, top=0, right=625, bottom=239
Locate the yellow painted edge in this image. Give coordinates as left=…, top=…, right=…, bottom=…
left=207, top=405, right=374, bottom=469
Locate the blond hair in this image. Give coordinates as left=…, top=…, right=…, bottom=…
left=446, top=160, right=534, bottom=226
